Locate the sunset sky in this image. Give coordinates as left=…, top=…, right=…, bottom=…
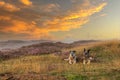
left=0, top=0, right=120, bottom=42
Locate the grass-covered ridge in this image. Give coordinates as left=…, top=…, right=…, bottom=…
left=0, top=41, right=120, bottom=80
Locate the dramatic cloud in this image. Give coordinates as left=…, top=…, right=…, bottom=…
left=0, top=16, right=11, bottom=20
left=19, top=0, right=32, bottom=6
left=0, top=0, right=107, bottom=40
left=0, top=1, right=20, bottom=12
left=63, top=4, right=107, bottom=20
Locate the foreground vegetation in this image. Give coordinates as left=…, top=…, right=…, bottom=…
left=0, top=40, right=120, bottom=80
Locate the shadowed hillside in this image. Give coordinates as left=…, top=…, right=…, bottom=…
left=0, top=40, right=53, bottom=50
left=0, top=42, right=72, bottom=60
left=0, top=40, right=99, bottom=60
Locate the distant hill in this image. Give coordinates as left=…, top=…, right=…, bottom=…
left=0, top=39, right=100, bottom=50
left=0, top=41, right=72, bottom=60
left=71, top=40, right=100, bottom=46
left=0, top=40, right=53, bottom=50
left=0, top=40, right=100, bottom=60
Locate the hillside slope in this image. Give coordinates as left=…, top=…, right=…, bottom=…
left=0, top=41, right=120, bottom=80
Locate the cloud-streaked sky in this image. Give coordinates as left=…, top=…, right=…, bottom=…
left=0, top=0, right=120, bottom=42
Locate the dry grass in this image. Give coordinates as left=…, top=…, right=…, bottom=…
left=0, top=40, right=120, bottom=80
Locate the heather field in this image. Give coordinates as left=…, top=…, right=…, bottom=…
left=0, top=41, right=120, bottom=80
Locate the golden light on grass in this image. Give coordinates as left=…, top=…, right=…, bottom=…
left=0, top=41, right=120, bottom=80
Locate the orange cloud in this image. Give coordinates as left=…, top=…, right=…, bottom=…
left=0, top=19, right=49, bottom=39
left=42, top=2, right=107, bottom=32
left=0, top=0, right=107, bottom=40
left=19, top=0, right=32, bottom=6
left=44, top=18, right=88, bottom=32
left=64, top=3, right=107, bottom=20
left=0, top=16, right=11, bottom=20
left=0, top=1, right=20, bottom=12
left=0, top=1, right=4, bottom=5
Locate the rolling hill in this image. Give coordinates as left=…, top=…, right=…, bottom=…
left=0, top=40, right=120, bottom=80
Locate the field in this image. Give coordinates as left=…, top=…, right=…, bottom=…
left=0, top=41, right=120, bottom=80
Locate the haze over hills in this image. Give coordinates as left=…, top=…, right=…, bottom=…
left=0, top=39, right=100, bottom=60
left=0, top=40, right=53, bottom=50
left=0, top=39, right=100, bottom=50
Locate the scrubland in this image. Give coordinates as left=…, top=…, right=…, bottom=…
left=0, top=40, right=120, bottom=80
